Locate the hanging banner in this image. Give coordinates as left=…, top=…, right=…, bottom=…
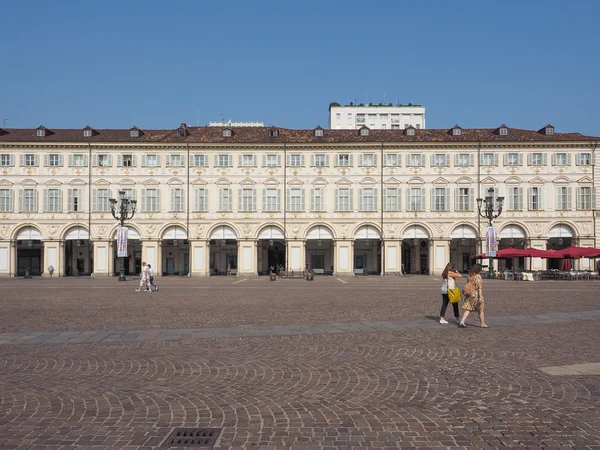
left=117, top=226, right=128, bottom=258
left=485, top=225, right=498, bottom=257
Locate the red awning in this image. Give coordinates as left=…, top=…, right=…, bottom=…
left=559, top=246, right=600, bottom=258
left=523, top=248, right=563, bottom=258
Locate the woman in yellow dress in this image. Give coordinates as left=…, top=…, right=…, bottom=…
left=459, top=264, right=489, bottom=328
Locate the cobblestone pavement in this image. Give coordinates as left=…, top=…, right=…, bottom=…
left=0, top=277, right=599, bottom=449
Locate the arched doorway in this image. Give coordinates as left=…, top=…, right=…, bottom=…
left=306, top=226, right=334, bottom=275
left=64, top=226, right=92, bottom=276
left=209, top=225, right=238, bottom=275
left=113, top=226, right=142, bottom=276
left=402, top=225, right=430, bottom=274
left=547, top=224, right=574, bottom=270
left=499, top=224, right=527, bottom=270
left=353, top=225, right=381, bottom=275
left=161, top=226, right=189, bottom=276
left=15, top=226, right=43, bottom=276
left=450, top=224, right=477, bottom=273
left=257, top=225, right=285, bottom=275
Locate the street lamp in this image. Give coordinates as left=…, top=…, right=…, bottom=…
left=110, top=190, right=137, bottom=281
left=476, top=187, right=504, bottom=279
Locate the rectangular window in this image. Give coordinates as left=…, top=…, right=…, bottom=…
left=239, top=188, right=256, bottom=212
left=264, top=154, right=280, bottom=167
left=94, top=189, right=110, bottom=212
left=287, top=188, right=304, bottom=212
left=68, top=189, right=83, bottom=212
left=97, top=155, right=111, bottom=167
left=336, top=154, right=352, bottom=167
left=555, top=186, right=571, bottom=211
left=48, top=154, right=61, bottom=166
left=529, top=153, right=546, bottom=165
left=360, top=154, right=376, bottom=167
left=431, top=154, right=449, bottom=167
left=384, top=154, right=400, bottom=166
left=577, top=187, right=595, bottom=210
left=407, top=154, right=424, bottom=167
left=455, top=154, right=473, bottom=167
left=143, top=189, right=160, bottom=212
left=240, top=154, right=256, bottom=167
left=431, top=188, right=449, bottom=211
left=24, top=154, right=36, bottom=166
left=144, top=155, right=159, bottom=167
left=347, top=113, right=352, bottom=119
left=391, top=124, right=400, bottom=130
left=170, top=188, right=184, bottom=212
left=311, top=188, right=325, bottom=212
left=576, top=153, right=593, bottom=165
left=0, top=154, right=13, bottom=166
left=190, top=154, right=206, bottom=167
left=504, top=153, right=521, bottom=166
left=481, top=153, right=498, bottom=166
left=22, top=189, right=37, bottom=212
left=216, top=154, right=232, bottom=167
left=218, top=188, right=232, bottom=211
left=368, top=114, right=376, bottom=120
left=313, top=154, right=328, bottom=167
left=72, top=154, right=86, bottom=167
left=391, top=114, right=400, bottom=123
left=335, top=188, right=352, bottom=212
left=121, top=155, right=134, bottom=167
left=356, top=114, right=365, bottom=123
left=552, top=153, right=569, bottom=166
left=528, top=187, right=543, bottom=211
left=408, top=188, right=424, bottom=211
left=168, top=154, right=183, bottom=167
left=194, top=188, right=208, bottom=212
left=359, top=188, right=377, bottom=211
left=0, top=189, right=13, bottom=212
left=263, top=188, right=280, bottom=212
left=46, top=188, right=62, bottom=212
left=507, top=187, right=523, bottom=211
left=384, top=188, right=400, bottom=211
left=455, top=187, right=473, bottom=211
left=289, top=154, right=303, bottom=167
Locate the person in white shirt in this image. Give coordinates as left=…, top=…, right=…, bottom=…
left=135, top=261, right=151, bottom=293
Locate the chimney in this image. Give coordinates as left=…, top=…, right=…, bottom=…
left=180, top=123, right=187, bottom=129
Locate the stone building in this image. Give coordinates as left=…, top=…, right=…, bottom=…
left=0, top=123, right=597, bottom=277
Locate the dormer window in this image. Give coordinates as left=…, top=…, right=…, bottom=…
left=314, top=128, right=323, bottom=137
left=360, top=127, right=369, bottom=136
left=269, top=129, right=279, bottom=138
left=83, top=130, right=92, bottom=137
left=452, top=126, right=462, bottom=136
left=130, top=130, right=139, bottom=137
left=223, top=129, right=232, bottom=137
left=177, top=129, right=186, bottom=137
left=406, top=128, right=415, bottom=136
left=37, top=129, right=45, bottom=137
left=545, top=126, right=554, bottom=135
left=499, top=127, right=508, bottom=136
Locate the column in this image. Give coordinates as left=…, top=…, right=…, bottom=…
left=42, top=240, right=60, bottom=277
left=92, top=240, right=110, bottom=277
left=335, top=239, right=354, bottom=276
left=10, top=241, right=16, bottom=277
left=237, top=239, right=256, bottom=276
left=432, top=238, right=451, bottom=277
left=286, top=239, right=305, bottom=272
left=384, top=238, right=402, bottom=275
left=142, top=239, right=160, bottom=276
left=0, top=240, right=10, bottom=277
left=190, top=239, right=209, bottom=276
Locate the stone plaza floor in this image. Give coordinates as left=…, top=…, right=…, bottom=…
left=0, top=275, right=599, bottom=449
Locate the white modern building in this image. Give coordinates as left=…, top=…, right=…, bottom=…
left=209, top=121, right=264, bottom=127
left=329, top=104, right=426, bottom=130
left=0, top=122, right=597, bottom=278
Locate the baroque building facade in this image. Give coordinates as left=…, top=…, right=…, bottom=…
left=0, top=123, right=597, bottom=277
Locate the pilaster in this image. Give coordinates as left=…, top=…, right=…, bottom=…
left=431, top=238, right=451, bottom=277
left=42, top=240, right=60, bottom=277
left=383, top=239, right=402, bottom=275
left=237, top=239, right=255, bottom=276
left=335, top=239, right=354, bottom=276
left=190, top=239, right=209, bottom=276
left=92, top=240, right=110, bottom=277
left=286, top=239, right=305, bottom=271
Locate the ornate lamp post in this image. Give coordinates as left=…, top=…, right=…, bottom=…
left=476, top=187, right=504, bottom=279
left=110, top=190, right=137, bottom=281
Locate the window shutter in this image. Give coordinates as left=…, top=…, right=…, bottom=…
left=592, top=154, right=596, bottom=165
left=454, top=188, right=459, bottom=210
left=155, top=190, right=160, bottom=211
left=214, top=154, right=219, bottom=166
left=261, top=188, right=266, bottom=211
left=44, top=154, right=49, bottom=167
left=503, top=154, right=508, bottom=165
left=444, top=154, right=450, bottom=166
left=592, top=187, right=597, bottom=210
left=299, top=155, right=305, bottom=167
left=262, top=155, right=267, bottom=166
left=92, top=155, right=99, bottom=167
left=468, top=188, right=474, bottom=210
left=517, top=154, right=523, bottom=165
left=251, top=188, right=256, bottom=211
left=58, top=190, right=63, bottom=211
left=238, top=188, right=242, bottom=211
left=359, top=188, right=364, bottom=210
left=82, top=155, right=88, bottom=166
left=68, top=189, right=73, bottom=212
left=8, top=189, right=13, bottom=211
left=359, top=155, right=364, bottom=166
left=251, top=155, right=256, bottom=166
left=92, top=189, right=97, bottom=211
left=334, top=189, right=339, bottom=211
left=286, top=188, right=291, bottom=210
left=68, top=155, right=73, bottom=166
left=493, top=154, right=498, bottom=166
left=141, top=190, right=146, bottom=212
left=552, top=154, right=556, bottom=165
left=189, top=154, right=195, bottom=167
left=18, top=189, right=23, bottom=212
left=518, top=187, right=523, bottom=210
left=238, top=155, right=243, bottom=166
left=310, top=155, right=315, bottom=166
left=348, top=188, right=353, bottom=211
left=576, top=154, right=582, bottom=165
left=421, top=187, right=426, bottom=210
left=541, top=153, right=547, bottom=165
left=170, top=189, right=175, bottom=211
left=33, top=190, right=38, bottom=212
left=566, top=187, right=572, bottom=210
left=43, top=189, right=48, bottom=212
left=276, top=155, right=281, bottom=167
left=155, top=155, right=160, bottom=167
left=325, top=155, right=330, bottom=167
left=131, top=155, right=137, bottom=167
left=348, top=155, right=354, bottom=166
left=528, top=188, right=534, bottom=210
left=277, top=189, right=281, bottom=210
left=430, top=188, right=435, bottom=210
left=373, top=188, right=378, bottom=210
left=566, top=154, right=571, bottom=165
left=194, top=188, right=199, bottom=211
left=445, top=188, right=450, bottom=210
left=300, top=189, right=305, bottom=211
left=286, top=154, right=291, bottom=167
left=117, top=155, right=123, bottom=167
left=576, top=187, right=582, bottom=209
left=20, top=155, right=25, bottom=166
left=373, top=154, right=378, bottom=167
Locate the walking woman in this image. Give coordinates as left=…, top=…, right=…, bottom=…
left=459, top=264, right=488, bottom=328
left=440, top=262, right=462, bottom=324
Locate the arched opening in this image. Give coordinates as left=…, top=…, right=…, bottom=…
left=306, top=226, right=334, bottom=275
left=64, top=226, right=92, bottom=276
left=209, top=225, right=238, bottom=276
left=112, top=226, right=142, bottom=276
left=499, top=225, right=527, bottom=271
left=353, top=225, right=381, bottom=275
left=402, top=225, right=430, bottom=274
left=161, top=226, right=189, bottom=276
left=450, top=224, right=477, bottom=273
left=257, top=226, right=285, bottom=275
left=15, top=226, right=43, bottom=276
left=547, top=224, right=574, bottom=270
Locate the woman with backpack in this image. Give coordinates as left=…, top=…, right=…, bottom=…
left=439, top=262, right=462, bottom=324
left=459, top=264, right=489, bottom=328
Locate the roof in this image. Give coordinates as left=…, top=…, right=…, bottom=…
left=0, top=125, right=597, bottom=144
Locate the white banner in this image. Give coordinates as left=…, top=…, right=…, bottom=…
left=117, top=226, right=128, bottom=258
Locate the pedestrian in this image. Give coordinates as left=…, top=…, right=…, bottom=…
left=147, top=264, right=159, bottom=291
left=440, top=262, right=462, bottom=324
left=459, top=264, right=487, bottom=328
left=135, top=261, right=151, bottom=293
left=227, top=263, right=232, bottom=276
left=401, top=263, right=406, bottom=275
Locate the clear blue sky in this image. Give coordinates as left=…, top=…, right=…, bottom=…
left=1, top=0, right=599, bottom=135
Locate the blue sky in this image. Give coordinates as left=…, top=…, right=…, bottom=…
left=1, top=0, right=599, bottom=135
